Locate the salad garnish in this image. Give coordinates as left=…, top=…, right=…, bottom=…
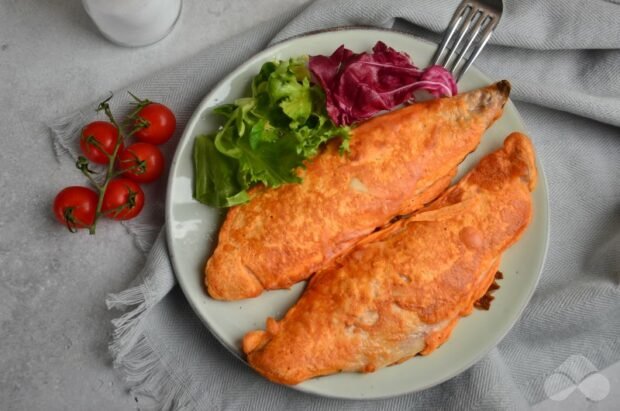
left=309, top=41, right=457, bottom=125
left=194, top=57, right=349, bottom=208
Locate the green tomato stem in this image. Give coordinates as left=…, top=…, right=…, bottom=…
left=127, top=91, right=151, bottom=119
left=79, top=166, right=102, bottom=191
left=78, top=92, right=155, bottom=234
left=87, top=95, right=129, bottom=235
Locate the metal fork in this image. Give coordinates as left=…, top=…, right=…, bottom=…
left=430, top=0, right=503, bottom=82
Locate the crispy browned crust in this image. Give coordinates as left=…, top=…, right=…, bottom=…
left=206, top=82, right=511, bottom=300
left=244, top=132, right=537, bottom=385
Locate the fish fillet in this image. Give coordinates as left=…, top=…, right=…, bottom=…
left=243, top=132, right=537, bottom=384
left=206, top=81, right=511, bottom=300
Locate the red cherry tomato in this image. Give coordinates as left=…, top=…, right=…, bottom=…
left=53, top=186, right=98, bottom=231
left=80, top=121, right=122, bottom=164
left=102, top=178, right=145, bottom=220
left=134, top=102, right=176, bottom=145
left=118, top=143, right=165, bottom=184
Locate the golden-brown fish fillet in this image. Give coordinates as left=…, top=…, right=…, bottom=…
left=206, top=81, right=511, bottom=300
left=243, top=132, right=537, bottom=385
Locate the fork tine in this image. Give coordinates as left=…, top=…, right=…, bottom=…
left=430, top=1, right=471, bottom=66
left=442, top=6, right=478, bottom=70
left=431, top=0, right=503, bottom=82
left=447, top=10, right=488, bottom=73
left=453, top=15, right=499, bottom=81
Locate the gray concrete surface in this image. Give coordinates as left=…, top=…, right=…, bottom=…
left=0, top=1, right=307, bottom=409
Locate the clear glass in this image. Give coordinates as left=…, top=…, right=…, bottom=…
left=82, top=0, right=182, bottom=47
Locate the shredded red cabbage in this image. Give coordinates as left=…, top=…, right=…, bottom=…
left=309, top=41, right=457, bottom=126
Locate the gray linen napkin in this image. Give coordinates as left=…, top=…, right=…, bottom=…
left=50, top=0, right=620, bottom=409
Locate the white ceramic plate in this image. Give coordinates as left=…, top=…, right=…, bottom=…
left=166, top=28, right=549, bottom=400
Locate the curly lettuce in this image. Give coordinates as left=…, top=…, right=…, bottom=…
left=193, top=57, right=349, bottom=208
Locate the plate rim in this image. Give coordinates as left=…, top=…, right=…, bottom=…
left=165, top=26, right=550, bottom=400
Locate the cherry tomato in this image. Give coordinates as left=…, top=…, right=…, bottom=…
left=102, top=178, right=145, bottom=220
left=133, top=102, right=176, bottom=145
left=118, top=143, right=165, bottom=184
left=80, top=121, right=123, bottom=164
left=53, top=186, right=98, bottom=231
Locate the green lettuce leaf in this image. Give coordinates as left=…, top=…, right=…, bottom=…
left=193, top=134, right=249, bottom=208
left=237, top=135, right=303, bottom=187
left=193, top=57, right=349, bottom=208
